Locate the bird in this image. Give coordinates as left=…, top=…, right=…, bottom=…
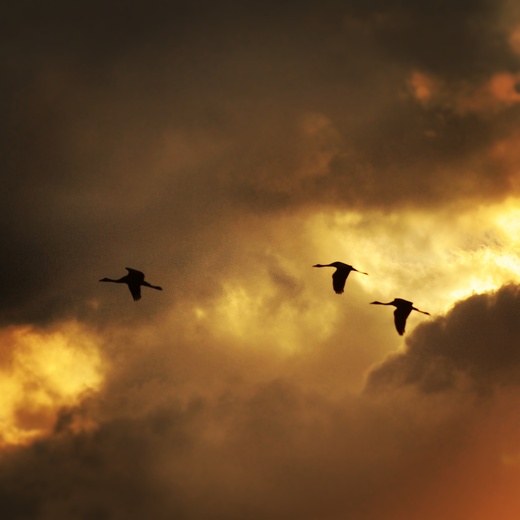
left=99, top=267, right=163, bottom=301
left=313, top=261, right=368, bottom=294
left=370, top=298, right=430, bottom=335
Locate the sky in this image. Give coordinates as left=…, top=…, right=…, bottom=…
left=2, top=0, right=520, bottom=518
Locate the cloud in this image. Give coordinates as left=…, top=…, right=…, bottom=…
left=3, top=3, right=520, bottom=517
left=366, top=284, right=520, bottom=394
left=0, top=323, right=104, bottom=447
left=344, top=0, right=505, bottom=76
left=2, top=285, right=520, bottom=518
left=0, top=380, right=469, bottom=520
left=3, top=0, right=520, bottom=326
left=407, top=69, right=520, bottom=115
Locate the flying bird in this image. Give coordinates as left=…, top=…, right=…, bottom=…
left=99, top=267, right=163, bottom=301
left=370, top=298, right=430, bottom=335
left=313, top=261, right=368, bottom=294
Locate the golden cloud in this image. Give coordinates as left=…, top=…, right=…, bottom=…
left=0, top=323, right=105, bottom=448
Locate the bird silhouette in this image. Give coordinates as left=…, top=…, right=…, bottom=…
left=313, top=261, right=368, bottom=294
left=370, top=298, right=430, bottom=335
left=99, top=268, right=163, bottom=301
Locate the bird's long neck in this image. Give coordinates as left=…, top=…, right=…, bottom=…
left=371, top=301, right=393, bottom=306
left=100, top=277, right=125, bottom=283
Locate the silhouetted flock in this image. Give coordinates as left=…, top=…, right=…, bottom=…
left=100, top=262, right=430, bottom=336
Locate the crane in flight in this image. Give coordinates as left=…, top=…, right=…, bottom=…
left=370, top=298, right=430, bottom=335
left=99, top=267, right=163, bottom=301
left=313, top=261, right=368, bottom=294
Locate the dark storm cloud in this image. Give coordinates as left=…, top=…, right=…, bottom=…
left=3, top=281, right=520, bottom=518
left=343, top=0, right=506, bottom=76
left=0, top=378, right=480, bottom=520
left=366, top=284, right=520, bottom=394
left=1, top=0, right=519, bottom=324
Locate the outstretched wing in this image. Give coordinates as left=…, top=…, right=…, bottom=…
left=393, top=307, right=412, bottom=335
left=125, top=267, right=145, bottom=280
left=127, top=283, right=142, bottom=301
left=332, top=269, right=349, bottom=294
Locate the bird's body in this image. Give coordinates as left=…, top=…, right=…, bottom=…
left=370, top=298, right=430, bottom=335
left=313, top=261, right=368, bottom=294
left=99, top=268, right=163, bottom=301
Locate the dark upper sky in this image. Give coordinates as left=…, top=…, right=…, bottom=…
left=2, top=0, right=520, bottom=322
